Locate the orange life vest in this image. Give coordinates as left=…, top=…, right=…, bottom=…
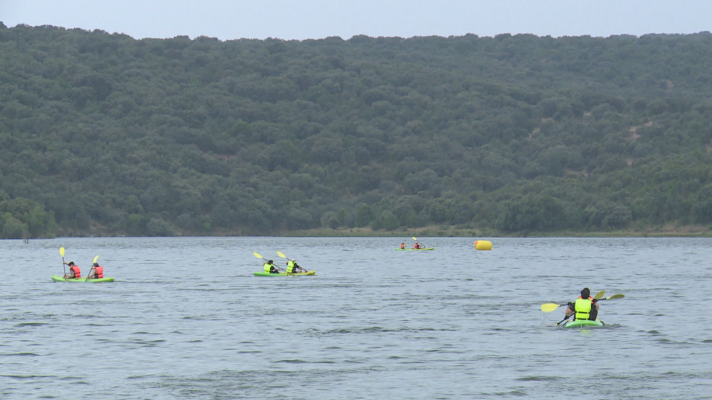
left=400, top=243, right=404, bottom=249
left=95, top=266, right=104, bottom=279
left=70, top=265, right=81, bottom=279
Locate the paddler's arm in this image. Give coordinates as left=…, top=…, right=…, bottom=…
left=564, top=302, right=574, bottom=316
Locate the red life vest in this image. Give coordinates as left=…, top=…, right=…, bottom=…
left=95, top=266, right=104, bottom=279
left=414, top=243, right=419, bottom=249
left=400, top=243, right=404, bottom=249
left=70, top=265, right=81, bottom=279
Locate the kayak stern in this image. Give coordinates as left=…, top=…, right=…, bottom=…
left=562, top=319, right=605, bottom=328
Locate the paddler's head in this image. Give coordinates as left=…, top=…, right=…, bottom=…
left=68, top=261, right=75, bottom=266
left=581, top=287, right=590, bottom=298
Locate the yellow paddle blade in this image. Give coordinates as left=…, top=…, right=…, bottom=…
left=607, top=294, right=625, bottom=300
left=60, top=247, right=65, bottom=257
left=594, top=290, right=605, bottom=300
left=93, top=255, right=99, bottom=263
left=412, top=237, right=417, bottom=240
left=540, top=303, right=562, bottom=312
left=277, top=251, right=287, bottom=258
left=253, top=252, right=264, bottom=259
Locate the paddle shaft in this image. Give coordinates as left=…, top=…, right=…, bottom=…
left=60, top=247, right=67, bottom=282
left=556, top=314, right=572, bottom=326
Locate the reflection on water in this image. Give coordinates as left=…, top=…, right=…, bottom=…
left=1, top=237, right=711, bottom=399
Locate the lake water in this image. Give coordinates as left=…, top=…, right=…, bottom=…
left=1, top=237, right=711, bottom=399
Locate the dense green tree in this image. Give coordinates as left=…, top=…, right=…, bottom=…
left=354, top=204, right=373, bottom=228
left=496, top=194, right=564, bottom=232
left=692, top=184, right=712, bottom=223
left=0, top=198, right=57, bottom=238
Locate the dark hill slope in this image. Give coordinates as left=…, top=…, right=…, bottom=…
left=1, top=24, right=712, bottom=237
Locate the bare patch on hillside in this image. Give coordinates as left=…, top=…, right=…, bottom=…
left=626, top=157, right=634, bottom=166
left=565, top=168, right=589, bottom=177
left=628, top=121, right=653, bottom=139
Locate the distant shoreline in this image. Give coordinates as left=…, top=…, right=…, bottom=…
left=282, top=228, right=712, bottom=238
left=11, top=225, right=711, bottom=239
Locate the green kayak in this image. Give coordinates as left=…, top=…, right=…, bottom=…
left=394, top=247, right=434, bottom=251
left=253, top=270, right=316, bottom=277
left=562, top=319, right=605, bottom=328
left=51, top=275, right=115, bottom=283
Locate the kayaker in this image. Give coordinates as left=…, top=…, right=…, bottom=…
left=286, top=258, right=307, bottom=273
left=87, top=262, right=104, bottom=279
left=564, top=287, right=599, bottom=321
left=414, top=242, right=420, bottom=249
left=264, top=260, right=279, bottom=274
left=63, top=261, right=81, bottom=279
left=400, top=243, right=405, bottom=249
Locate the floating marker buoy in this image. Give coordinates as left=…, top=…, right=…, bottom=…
left=474, top=240, right=492, bottom=250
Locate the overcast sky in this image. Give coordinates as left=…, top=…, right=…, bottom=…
left=2, top=0, right=711, bottom=41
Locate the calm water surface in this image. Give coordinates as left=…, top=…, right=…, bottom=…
left=1, top=237, right=711, bottom=399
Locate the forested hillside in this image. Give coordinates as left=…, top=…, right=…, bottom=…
left=2, top=22, right=712, bottom=238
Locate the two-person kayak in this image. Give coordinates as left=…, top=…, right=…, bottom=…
left=394, top=247, right=434, bottom=251
left=51, top=275, right=115, bottom=283
left=253, top=270, right=316, bottom=277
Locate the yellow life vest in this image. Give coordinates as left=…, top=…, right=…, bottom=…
left=574, top=297, right=593, bottom=320
left=287, top=261, right=295, bottom=273
left=264, top=263, right=272, bottom=273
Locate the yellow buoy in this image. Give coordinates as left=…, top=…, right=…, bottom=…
left=474, top=240, right=492, bottom=250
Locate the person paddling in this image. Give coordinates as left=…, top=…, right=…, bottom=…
left=87, top=262, right=104, bottom=280
left=286, top=258, right=307, bottom=274
left=564, top=287, right=600, bottom=321
left=263, top=260, right=280, bottom=274
left=63, top=261, right=81, bottom=279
